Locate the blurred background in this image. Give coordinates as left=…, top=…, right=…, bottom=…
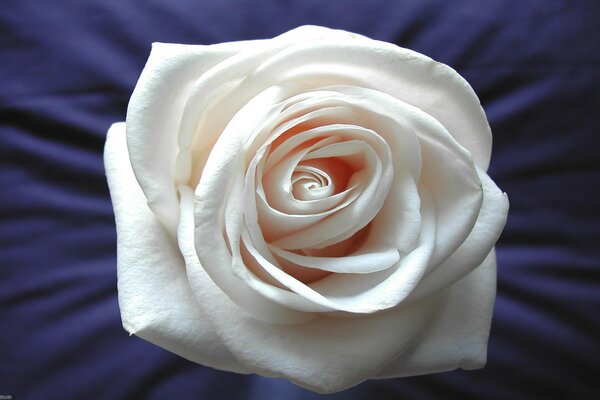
left=1, top=1, right=598, bottom=398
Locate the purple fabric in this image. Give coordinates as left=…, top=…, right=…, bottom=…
left=1, top=1, right=598, bottom=398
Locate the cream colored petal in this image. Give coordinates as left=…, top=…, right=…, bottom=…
left=193, top=86, right=318, bottom=322
left=176, top=26, right=364, bottom=188
left=376, top=249, right=497, bottom=378
left=104, top=123, right=247, bottom=373
left=323, top=86, right=484, bottom=269
left=183, top=235, right=440, bottom=393
left=126, top=41, right=251, bottom=234
left=230, top=189, right=436, bottom=313
left=251, top=35, right=492, bottom=169
left=410, top=168, right=509, bottom=301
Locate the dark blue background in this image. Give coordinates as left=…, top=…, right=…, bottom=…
left=1, top=1, right=598, bottom=399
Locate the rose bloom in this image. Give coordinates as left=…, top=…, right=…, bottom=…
left=105, top=26, right=509, bottom=393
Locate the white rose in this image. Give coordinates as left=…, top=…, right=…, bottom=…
left=105, top=26, right=509, bottom=393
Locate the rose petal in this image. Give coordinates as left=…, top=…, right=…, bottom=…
left=193, top=86, right=322, bottom=320
left=126, top=42, right=252, bottom=235
left=409, top=168, right=509, bottom=301
left=191, top=232, right=484, bottom=394
left=251, top=34, right=492, bottom=169
left=268, top=245, right=400, bottom=274
left=261, top=135, right=343, bottom=215
left=413, top=112, right=484, bottom=269
left=208, top=86, right=427, bottom=313
left=238, top=88, right=430, bottom=311
left=251, top=144, right=362, bottom=242
left=376, top=249, right=497, bottom=378
left=262, top=87, right=424, bottom=253
left=104, top=123, right=247, bottom=372
left=232, top=189, right=435, bottom=313
left=307, top=188, right=436, bottom=309
left=192, top=280, right=438, bottom=393
left=176, top=26, right=363, bottom=188
left=322, top=86, right=484, bottom=268
left=270, top=138, right=391, bottom=249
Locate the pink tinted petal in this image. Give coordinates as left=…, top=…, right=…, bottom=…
left=271, top=138, right=393, bottom=250
left=330, top=85, right=484, bottom=269
left=193, top=87, right=316, bottom=322
left=269, top=245, right=400, bottom=274
left=308, top=188, right=436, bottom=310
left=282, top=87, right=423, bottom=254
left=262, top=136, right=341, bottom=214
left=235, top=189, right=435, bottom=313
left=249, top=144, right=361, bottom=242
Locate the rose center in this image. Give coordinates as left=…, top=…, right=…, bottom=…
left=291, top=165, right=333, bottom=200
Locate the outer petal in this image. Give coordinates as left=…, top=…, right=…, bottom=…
left=410, top=168, right=509, bottom=301
left=176, top=26, right=364, bottom=187
left=104, top=123, right=247, bottom=373
left=126, top=41, right=256, bottom=235
left=181, top=228, right=495, bottom=394
left=250, top=31, right=492, bottom=169
left=183, top=262, right=440, bottom=393
left=376, top=249, right=497, bottom=378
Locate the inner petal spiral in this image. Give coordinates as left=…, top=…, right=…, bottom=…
left=291, top=165, right=332, bottom=200
left=199, top=85, right=428, bottom=314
